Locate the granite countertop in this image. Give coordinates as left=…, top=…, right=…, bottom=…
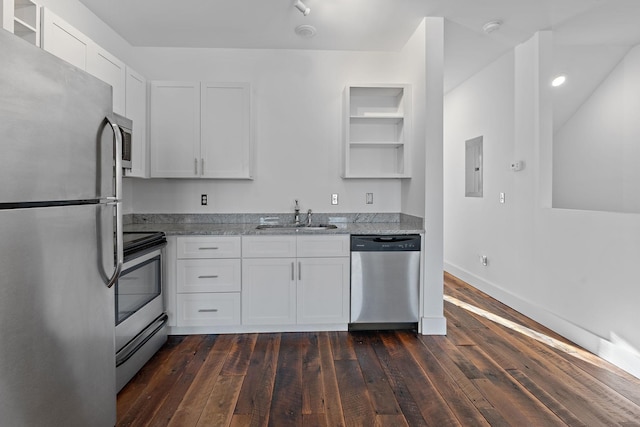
left=123, top=213, right=424, bottom=236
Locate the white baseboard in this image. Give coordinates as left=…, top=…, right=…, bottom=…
left=445, top=262, right=640, bottom=380
left=420, top=316, right=447, bottom=335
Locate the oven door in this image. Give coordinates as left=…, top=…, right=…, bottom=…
left=115, top=248, right=164, bottom=353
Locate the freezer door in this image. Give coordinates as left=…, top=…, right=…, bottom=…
left=0, top=30, right=113, bottom=204
left=0, top=204, right=116, bottom=427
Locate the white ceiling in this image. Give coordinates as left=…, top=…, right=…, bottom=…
left=78, top=0, right=640, bottom=122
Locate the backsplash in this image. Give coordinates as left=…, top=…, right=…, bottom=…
left=124, top=212, right=423, bottom=226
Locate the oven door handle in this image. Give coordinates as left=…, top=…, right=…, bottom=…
left=116, top=313, right=168, bottom=367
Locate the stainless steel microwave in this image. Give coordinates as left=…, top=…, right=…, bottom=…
left=112, top=113, right=132, bottom=169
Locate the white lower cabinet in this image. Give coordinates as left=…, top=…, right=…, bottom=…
left=241, top=235, right=350, bottom=327
left=175, top=236, right=242, bottom=327
left=171, top=234, right=350, bottom=333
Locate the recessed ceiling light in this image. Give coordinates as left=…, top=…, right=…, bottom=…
left=295, top=24, right=316, bottom=38
left=551, top=75, right=567, bottom=87
left=482, top=20, right=502, bottom=34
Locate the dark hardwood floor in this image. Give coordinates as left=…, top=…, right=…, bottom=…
left=117, top=272, right=640, bottom=426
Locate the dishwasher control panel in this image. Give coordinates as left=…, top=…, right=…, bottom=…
left=351, top=234, right=421, bottom=251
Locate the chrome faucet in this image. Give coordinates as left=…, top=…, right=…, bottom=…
left=306, top=209, right=312, bottom=226
left=294, top=199, right=301, bottom=225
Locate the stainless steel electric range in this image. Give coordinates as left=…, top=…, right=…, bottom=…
left=115, top=232, right=168, bottom=392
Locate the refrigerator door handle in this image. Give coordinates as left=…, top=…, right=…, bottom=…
left=105, top=201, right=123, bottom=288
left=105, top=116, right=123, bottom=288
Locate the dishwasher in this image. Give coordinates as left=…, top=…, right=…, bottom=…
left=350, top=234, right=421, bottom=330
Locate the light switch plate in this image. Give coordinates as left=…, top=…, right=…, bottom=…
left=366, top=193, right=374, bottom=204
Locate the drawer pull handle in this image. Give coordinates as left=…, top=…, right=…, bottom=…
left=199, top=247, right=219, bottom=250
left=198, top=309, right=219, bottom=313
left=198, top=275, right=219, bottom=279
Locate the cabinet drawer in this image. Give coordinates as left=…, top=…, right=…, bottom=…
left=177, top=293, right=240, bottom=326
left=177, top=259, right=241, bottom=293
left=297, top=235, right=350, bottom=257
left=242, top=235, right=296, bottom=258
left=177, top=236, right=241, bottom=259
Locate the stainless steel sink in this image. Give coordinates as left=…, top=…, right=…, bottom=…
left=304, top=225, right=338, bottom=230
left=256, top=224, right=338, bottom=230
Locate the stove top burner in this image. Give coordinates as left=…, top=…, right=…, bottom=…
left=123, top=231, right=167, bottom=261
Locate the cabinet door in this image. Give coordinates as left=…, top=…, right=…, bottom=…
left=124, top=67, right=147, bottom=178
left=201, top=82, right=252, bottom=179
left=149, top=81, right=200, bottom=178
left=297, top=258, right=350, bottom=324
left=242, top=258, right=296, bottom=325
left=87, top=45, right=126, bottom=115
left=41, top=8, right=91, bottom=71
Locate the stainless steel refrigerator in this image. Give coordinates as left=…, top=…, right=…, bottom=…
left=0, top=30, right=123, bottom=426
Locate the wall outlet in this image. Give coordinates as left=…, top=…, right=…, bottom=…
left=510, top=161, right=523, bottom=171
left=201, top=194, right=208, bottom=206
left=499, top=192, right=505, bottom=204
left=331, top=193, right=339, bottom=205
left=366, top=193, right=374, bottom=204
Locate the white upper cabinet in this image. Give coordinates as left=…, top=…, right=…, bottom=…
left=41, top=8, right=132, bottom=119
left=40, top=7, right=149, bottom=177
left=201, top=82, right=252, bottom=179
left=343, top=84, right=412, bottom=178
left=87, top=44, right=126, bottom=115
left=2, top=0, right=40, bottom=46
left=124, top=67, right=147, bottom=178
left=149, top=81, right=252, bottom=179
left=41, top=8, right=90, bottom=71
left=149, top=81, right=201, bottom=178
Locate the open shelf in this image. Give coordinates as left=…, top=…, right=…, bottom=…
left=343, top=84, right=411, bottom=179
left=6, top=0, right=40, bottom=46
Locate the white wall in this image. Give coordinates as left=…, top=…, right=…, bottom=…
left=127, top=37, right=426, bottom=214
left=37, top=1, right=428, bottom=216
left=444, top=32, right=640, bottom=377
left=553, top=44, right=640, bottom=213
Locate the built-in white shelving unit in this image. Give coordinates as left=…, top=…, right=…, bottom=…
left=343, top=84, right=412, bottom=179
left=2, top=0, right=40, bottom=46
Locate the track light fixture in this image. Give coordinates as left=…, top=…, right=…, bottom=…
left=294, top=0, right=310, bottom=16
